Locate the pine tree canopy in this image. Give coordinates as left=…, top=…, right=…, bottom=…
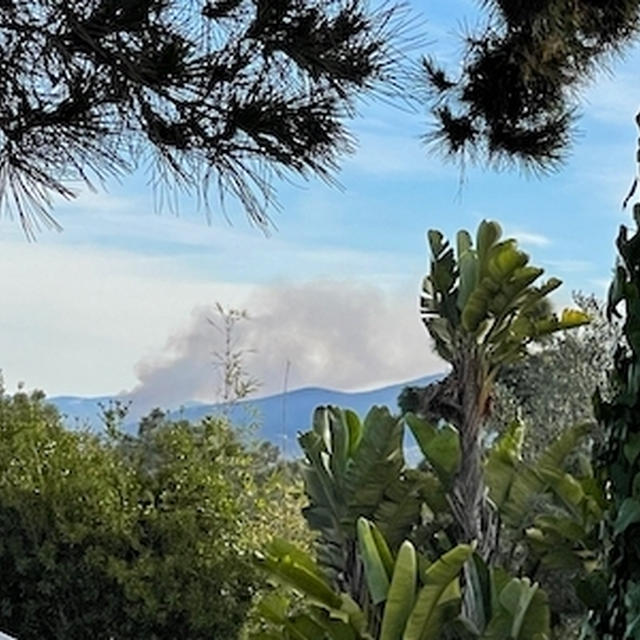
left=423, top=0, right=640, bottom=173
left=0, top=0, right=409, bottom=236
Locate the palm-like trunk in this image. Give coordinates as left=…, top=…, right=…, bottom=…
left=429, top=354, right=497, bottom=561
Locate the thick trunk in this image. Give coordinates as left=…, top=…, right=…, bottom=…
left=449, top=357, right=497, bottom=561
left=416, top=359, right=498, bottom=559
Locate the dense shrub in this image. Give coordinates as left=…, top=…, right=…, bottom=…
left=0, top=387, right=297, bottom=639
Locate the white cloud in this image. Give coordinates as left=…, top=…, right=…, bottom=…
left=507, top=230, right=551, bottom=247
left=583, top=67, right=640, bottom=127
left=0, top=238, right=252, bottom=396
left=542, top=259, right=594, bottom=273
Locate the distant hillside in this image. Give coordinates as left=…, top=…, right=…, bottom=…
left=50, top=373, right=443, bottom=457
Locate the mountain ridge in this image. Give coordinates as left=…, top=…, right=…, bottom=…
left=50, top=373, right=444, bottom=456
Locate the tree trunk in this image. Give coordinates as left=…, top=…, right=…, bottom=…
left=416, top=359, right=498, bottom=559
left=450, top=356, right=497, bottom=561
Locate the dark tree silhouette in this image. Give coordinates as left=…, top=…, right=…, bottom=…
left=0, top=0, right=411, bottom=237
left=422, top=0, right=640, bottom=172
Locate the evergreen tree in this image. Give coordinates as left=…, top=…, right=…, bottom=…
left=0, top=0, right=409, bottom=237
left=422, top=1, right=640, bottom=171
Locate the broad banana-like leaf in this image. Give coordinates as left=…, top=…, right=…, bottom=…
left=536, top=422, right=590, bottom=471
left=255, top=602, right=368, bottom=640
left=343, top=407, right=405, bottom=527
left=255, top=545, right=371, bottom=640
left=283, top=612, right=326, bottom=639
left=461, top=284, right=491, bottom=332
left=423, top=221, right=588, bottom=388
left=432, top=248, right=456, bottom=295
left=427, top=229, right=446, bottom=257
left=379, top=541, right=417, bottom=640
left=257, top=592, right=290, bottom=626
left=456, top=229, right=472, bottom=259
left=500, top=423, right=590, bottom=527
left=485, top=420, right=525, bottom=509
left=327, top=408, right=350, bottom=484
left=457, top=249, right=479, bottom=312
left=357, top=517, right=391, bottom=604
left=613, top=497, right=640, bottom=535
left=301, top=406, right=406, bottom=552
left=403, top=544, right=473, bottom=640
left=477, top=220, right=502, bottom=277
left=256, top=540, right=343, bottom=610
left=404, top=413, right=460, bottom=485
left=269, top=538, right=329, bottom=579
left=370, top=520, right=395, bottom=578
left=525, top=519, right=593, bottom=571
left=460, top=553, right=492, bottom=635
left=374, top=470, right=444, bottom=549
left=532, top=309, right=590, bottom=338
left=300, top=426, right=344, bottom=544
left=482, top=576, right=550, bottom=640
left=344, top=409, right=363, bottom=458
left=486, top=240, right=528, bottom=283
left=538, top=467, right=584, bottom=515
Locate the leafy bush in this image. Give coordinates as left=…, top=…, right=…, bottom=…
left=0, top=387, right=300, bottom=639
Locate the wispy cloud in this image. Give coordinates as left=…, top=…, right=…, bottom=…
left=542, top=259, right=594, bottom=273
left=0, top=238, right=252, bottom=396
left=508, top=230, right=551, bottom=247
left=583, top=66, right=640, bottom=128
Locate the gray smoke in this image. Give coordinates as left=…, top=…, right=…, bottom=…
left=125, top=280, right=444, bottom=413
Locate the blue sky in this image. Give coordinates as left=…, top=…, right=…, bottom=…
left=1, top=0, right=639, bottom=408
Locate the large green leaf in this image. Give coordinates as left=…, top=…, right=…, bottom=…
left=403, top=544, right=473, bottom=640
left=379, top=541, right=417, bottom=640
left=460, top=553, right=492, bottom=635
left=477, top=220, right=502, bottom=278
left=257, top=539, right=343, bottom=610
left=343, top=407, right=405, bottom=527
left=486, top=240, right=529, bottom=285
left=300, top=405, right=405, bottom=560
left=405, top=413, right=460, bottom=485
left=357, top=517, right=391, bottom=605
left=500, top=423, right=589, bottom=527
left=456, top=229, right=472, bottom=259
left=485, top=420, right=525, bottom=509
left=457, top=249, right=479, bottom=312
left=613, top=497, right=640, bottom=535
left=482, top=576, right=550, bottom=640
left=374, top=470, right=440, bottom=549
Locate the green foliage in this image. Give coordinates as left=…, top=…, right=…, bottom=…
left=490, top=293, right=619, bottom=461
left=299, top=405, right=430, bottom=586
left=421, top=220, right=588, bottom=377
left=254, top=539, right=370, bottom=639
left=255, top=400, right=573, bottom=640
left=255, top=510, right=555, bottom=640
left=0, top=0, right=407, bottom=236
left=253, top=221, right=597, bottom=639
left=418, top=219, right=588, bottom=557
left=405, top=413, right=461, bottom=487
left=255, top=522, right=474, bottom=640
left=0, top=388, right=295, bottom=639
left=591, top=212, right=640, bottom=637
left=422, top=0, right=640, bottom=171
